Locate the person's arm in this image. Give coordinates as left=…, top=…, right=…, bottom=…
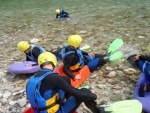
left=26, top=54, right=38, bottom=66
left=56, top=14, right=59, bottom=18
left=32, top=47, right=41, bottom=59
left=26, top=55, right=31, bottom=61
left=63, top=54, right=78, bottom=79
left=46, top=74, right=97, bottom=101
left=81, top=50, right=88, bottom=55
left=140, top=55, right=150, bottom=61
left=51, top=48, right=62, bottom=60
left=63, top=12, right=70, bottom=18
left=63, top=63, right=75, bottom=79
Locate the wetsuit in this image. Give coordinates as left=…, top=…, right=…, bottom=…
left=26, top=47, right=62, bottom=63
left=56, top=9, right=70, bottom=19
left=127, top=55, right=150, bottom=81
left=26, top=47, right=42, bottom=61
left=29, top=68, right=100, bottom=113
left=127, top=55, right=150, bottom=97
left=61, top=46, right=107, bottom=79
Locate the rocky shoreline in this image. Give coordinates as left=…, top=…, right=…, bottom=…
left=0, top=0, right=149, bottom=112
left=0, top=37, right=143, bottom=113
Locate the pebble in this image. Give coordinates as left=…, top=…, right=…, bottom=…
left=79, top=31, right=87, bottom=34
left=3, top=92, right=11, bottom=99
left=1, top=77, right=8, bottom=83
left=0, top=108, right=4, bottom=112
left=105, top=66, right=113, bottom=71
left=30, top=38, right=39, bottom=43
left=17, top=98, right=27, bottom=108
left=9, top=101, right=16, bottom=106
left=138, top=36, right=145, bottom=39
left=106, top=71, right=116, bottom=78
left=2, top=98, right=7, bottom=105
left=0, top=93, right=2, bottom=98
left=12, top=89, right=25, bottom=96
left=123, top=68, right=137, bottom=75
left=11, top=108, right=17, bottom=113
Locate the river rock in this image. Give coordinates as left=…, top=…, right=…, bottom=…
left=79, top=31, right=87, bottom=34
left=17, top=98, right=27, bottom=107
left=0, top=108, right=4, bottom=113
left=123, top=68, right=137, bottom=75
left=0, top=71, right=5, bottom=76
left=11, top=108, right=17, bottom=113
left=0, top=93, right=2, bottom=98
left=1, top=77, right=8, bottom=83
left=105, top=66, right=113, bottom=71
left=12, top=89, right=25, bottom=96
left=11, top=87, right=22, bottom=93
left=105, top=71, right=116, bottom=78
left=2, top=98, right=7, bottom=105
left=138, top=36, right=145, bottom=39
left=30, top=38, right=39, bottom=43
left=3, top=92, right=11, bottom=99
left=9, top=101, right=16, bottom=106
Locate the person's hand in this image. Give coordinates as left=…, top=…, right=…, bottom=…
left=134, top=55, right=140, bottom=61
left=88, top=53, right=95, bottom=58
left=74, top=74, right=81, bottom=80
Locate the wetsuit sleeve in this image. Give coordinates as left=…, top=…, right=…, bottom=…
left=26, top=55, right=30, bottom=61
left=56, top=14, right=59, bottom=18
left=140, top=55, right=150, bottom=61
left=63, top=54, right=79, bottom=79
left=32, top=47, right=41, bottom=59
left=64, top=12, right=70, bottom=18
left=50, top=48, right=62, bottom=60
left=26, top=55, right=38, bottom=65
left=81, top=50, right=88, bottom=55
left=44, top=74, right=97, bottom=101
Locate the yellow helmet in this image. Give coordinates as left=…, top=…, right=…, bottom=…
left=68, top=35, right=83, bottom=48
left=17, top=41, right=30, bottom=52
left=38, top=52, right=57, bottom=67
left=56, top=9, right=60, bottom=14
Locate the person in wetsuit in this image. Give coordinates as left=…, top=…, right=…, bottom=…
left=26, top=52, right=103, bottom=113
left=60, top=35, right=107, bottom=80
left=127, top=54, right=150, bottom=97
left=17, top=41, right=62, bottom=65
left=56, top=9, right=70, bottom=20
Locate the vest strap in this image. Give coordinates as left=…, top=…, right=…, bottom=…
left=32, top=101, right=58, bottom=111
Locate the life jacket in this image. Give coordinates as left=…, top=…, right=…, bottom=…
left=26, top=69, right=65, bottom=113
left=140, top=61, right=150, bottom=74
left=59, top=9, right=69, bottom=18
left=60, top=46, right=84, bottom=71
left=27, top=44, right=46, bottom=62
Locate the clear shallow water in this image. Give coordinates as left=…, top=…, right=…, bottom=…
left=0, top=0, right=150, bottom=68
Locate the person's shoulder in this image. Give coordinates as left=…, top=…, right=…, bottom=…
left=32, top=46, right=41, bottom=51
left=65, top=53, right=78, bottom=63
left=45, top=72, right=60, bottom=79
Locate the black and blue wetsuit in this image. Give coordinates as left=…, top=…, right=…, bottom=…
left=127, top=55, right=150, bottom=81
left=61, top=46, right=107, bottom=79
left=26, top=68, right=101, bottom=113
left=26, top=46, right=62, bottom=64
left=56, top=9, right=70, bottom=19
